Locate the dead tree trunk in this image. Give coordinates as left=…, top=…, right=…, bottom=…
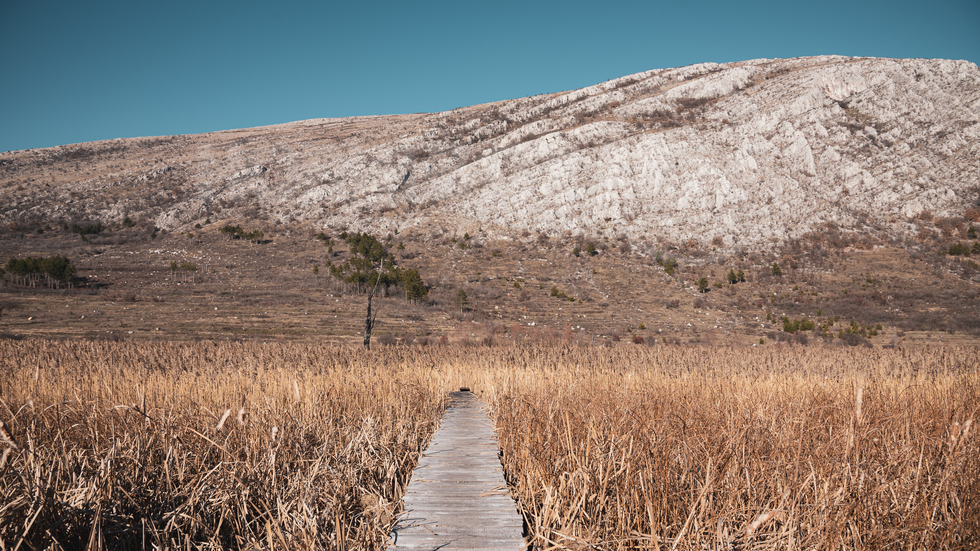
left=363, top=293, right=374, bottom=350
left=363, top=275, right=381, bottom=349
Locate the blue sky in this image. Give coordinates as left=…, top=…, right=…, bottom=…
left=1, top=0, right=978, bottom=153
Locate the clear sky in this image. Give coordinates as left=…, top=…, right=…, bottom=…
left=1, top=0, right=978, bottom=153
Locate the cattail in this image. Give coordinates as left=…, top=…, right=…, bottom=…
left=0, top=420, right=17, bottom=449
left=237, top=406, right=246, bottom=426
left=215, top=409, right=232, bottom=432
left=746, top=510, right=781, bottom=536
left=855, top=387, right=863, bottom=426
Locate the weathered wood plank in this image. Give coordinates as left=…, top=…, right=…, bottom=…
left=390, top=391, right=526, bottom=550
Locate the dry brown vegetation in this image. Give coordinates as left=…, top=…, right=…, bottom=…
left=1, top=341, right=978, bottom=550
left=484, top=346, right=980, bottom=550
left=0, top=340, right=457, bottom=550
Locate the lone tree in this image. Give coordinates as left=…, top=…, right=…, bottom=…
left=696, top=277, right=710, bottom=293
left=322, top=231, right=429, bottom=348
left=455, top=289, right=469, bottom=312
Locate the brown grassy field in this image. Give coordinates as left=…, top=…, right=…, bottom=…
left=1, top=340, right=978, bottom=550
left=482, top=346, right=980, bottom=550
left=2, top=219, right=979, bottom=348
left=0, top=340, right=459, bottom=550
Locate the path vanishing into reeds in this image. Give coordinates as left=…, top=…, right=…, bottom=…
left=390, top=391, right=526, bottom=551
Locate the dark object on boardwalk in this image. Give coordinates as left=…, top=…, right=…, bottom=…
left=459, top=387, right=470, bottom=392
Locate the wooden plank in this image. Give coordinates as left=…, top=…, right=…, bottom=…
left=390, top=391, right=526, bottom=550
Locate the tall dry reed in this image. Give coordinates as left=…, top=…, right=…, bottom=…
left=0, top=340, right=463, bottom=550
left=481, top=345, right=980, bottom=550
left=2, top=340, right=977, bottom=550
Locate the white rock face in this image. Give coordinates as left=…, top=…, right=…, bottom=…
left=2, top=56, right=978, bottom=249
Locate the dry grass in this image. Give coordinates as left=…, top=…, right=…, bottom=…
left=0, top=340, right=460, bottom=550
left=2, top=341, right=978, bottom=550
left=482, top=346, right=980, bottom=549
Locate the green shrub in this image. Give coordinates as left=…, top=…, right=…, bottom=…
left=70, top=222, right=103, bottom=237
left=947, top=242, right=971, bottom=256
left=696, top=278, right=709, bottom=293
left=781, top=316, right=815, bottom=333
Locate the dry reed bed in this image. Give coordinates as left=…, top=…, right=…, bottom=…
left=478, top=346, right=980, bottom=550
left=2, top=341, right=978, bottom=550
left=0, top=340, right=462, bottom=550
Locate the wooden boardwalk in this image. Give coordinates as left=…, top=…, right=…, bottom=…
left=390, top=391, right=526, bottom=551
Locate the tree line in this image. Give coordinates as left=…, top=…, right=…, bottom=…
left=3, top=256, right=77, bottom=289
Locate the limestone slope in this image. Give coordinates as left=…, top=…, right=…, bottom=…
left=2, top=55, right=978, bottom=249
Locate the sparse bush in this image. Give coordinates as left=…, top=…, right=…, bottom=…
left=839, top=331, right=871, bottom=346
left=70, top=222, right=103, bottom=237
left=782, top=316, right=816, bottom=333
left=947, top=242, right=971, bottom=256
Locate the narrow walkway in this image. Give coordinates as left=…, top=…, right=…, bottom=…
left=390, top=391, right=526, bottom=551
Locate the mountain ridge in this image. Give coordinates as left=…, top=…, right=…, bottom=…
left=2, top=55, right=979, bottom=251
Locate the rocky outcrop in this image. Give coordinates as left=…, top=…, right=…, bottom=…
left=2, top=56, right=978, bottom=249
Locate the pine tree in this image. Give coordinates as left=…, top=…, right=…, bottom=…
left=454, top=289, right=469, bottom=312
left=696, top=277, right=710, bottom=293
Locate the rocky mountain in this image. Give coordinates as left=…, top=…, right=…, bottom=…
left=2, top=55, right=979, bottom=250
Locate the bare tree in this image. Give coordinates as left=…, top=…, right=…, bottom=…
left=363, top=275, right=381, bottom=350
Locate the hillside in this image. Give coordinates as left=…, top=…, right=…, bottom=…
left=1, top=56, right=979, bottom=345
